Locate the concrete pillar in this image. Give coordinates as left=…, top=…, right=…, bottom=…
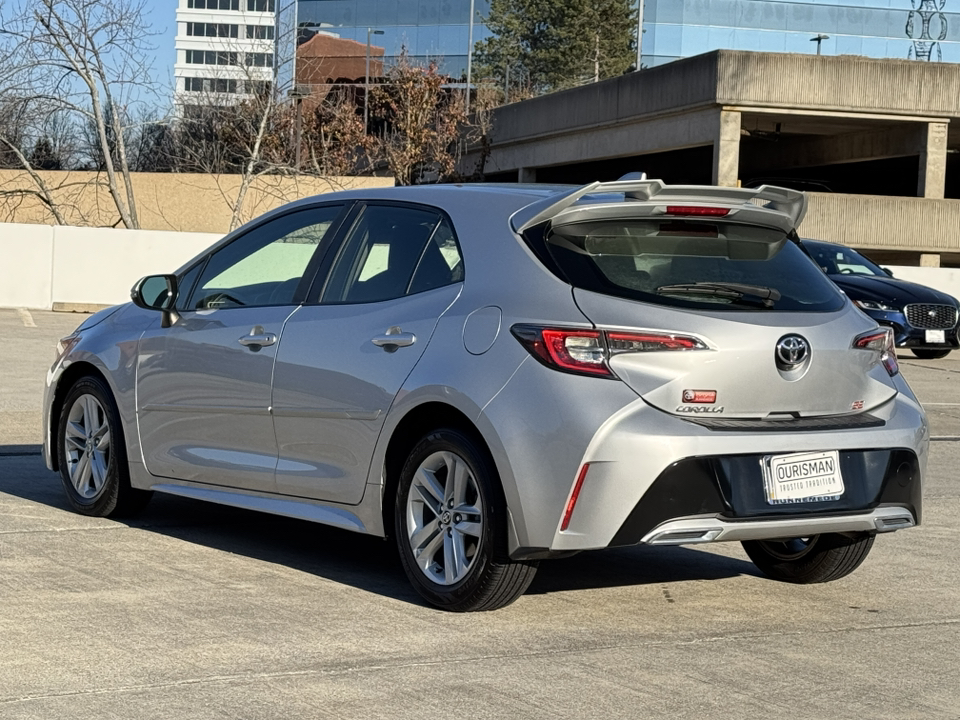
left=918, top=122, right=947, bottom=199
left=712, top=110, right=741, bottom=187
left=920, top=253, right=941, bottom=268
left=518, top=167, right=537, bottom=183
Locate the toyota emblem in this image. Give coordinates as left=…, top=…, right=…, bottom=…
left=776, top=335, right=810, bottom=367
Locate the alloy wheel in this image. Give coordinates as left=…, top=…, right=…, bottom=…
left=405, top=450, right=484, bottom=586
left=63, top=393, right=112, bottom=500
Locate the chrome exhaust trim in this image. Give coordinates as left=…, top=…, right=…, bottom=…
left=642, top=506, right=916, bottom=546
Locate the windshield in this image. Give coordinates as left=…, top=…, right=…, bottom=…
left=544, top=219, right=845, bottom=313
left=802, top=239, right=886, bottom=277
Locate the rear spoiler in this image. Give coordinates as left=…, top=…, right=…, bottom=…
left=511, top=179, right=807, bottom=234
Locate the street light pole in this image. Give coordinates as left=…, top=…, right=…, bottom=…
left=287, top=85, right=309, bottom=171
left=811, top=33, right=829, bottom=55
left=365, top=27, right=384, bottom=130
left=295, top=96, right=302, bottom=169
left=465, top=0, right=475, bottom=115
left=636, top=0, right=644, bottom=70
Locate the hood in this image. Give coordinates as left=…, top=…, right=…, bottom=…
left=829, top=274, right=959, bottom=307
left=73, top=303, right=126, bottom=332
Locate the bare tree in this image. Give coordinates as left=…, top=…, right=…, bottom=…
left=0, top=96, right=70, bottom=224
left=0, top=0, right=162, bottom=228
left=225, top=85, right=281, bottom=231
left=302, top=87, right=371, bottom=177
left=128, top=111, right=177, bottom=173
left=458, top=82, right=501, bottom=181
left=369, top=51, right=468, bottom=185
left=173, top=69, right=292, bottom=231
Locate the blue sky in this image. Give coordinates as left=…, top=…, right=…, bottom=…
left=145, top=3, right=178, bottom=104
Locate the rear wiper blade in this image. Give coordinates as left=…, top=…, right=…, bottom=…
left=656, top=282, right=781, bottom=308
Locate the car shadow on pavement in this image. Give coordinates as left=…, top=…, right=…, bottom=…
left=528, top=545, right=760, bottom=595
left=2, top=454, right=759, bottom=607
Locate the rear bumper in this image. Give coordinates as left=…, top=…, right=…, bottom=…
left=507, top=375, right=927, bottom=558
left=607, top=447, right=921, bottom=548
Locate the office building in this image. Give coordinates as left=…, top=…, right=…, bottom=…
left=174, top=0, right=280, bottom=107
left=290, top=0, right=493, bottom=80
left=640, top=0, right=959, bottom=68
left=175, top=0, right=960, bottom=110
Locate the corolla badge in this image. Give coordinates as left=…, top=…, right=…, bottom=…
left=675, top=405, right=724, bottom=414
left=775, top=335, right=810, bottom=367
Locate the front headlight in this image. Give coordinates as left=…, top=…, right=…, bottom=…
left=854, top=299, right=898, bottom=312
left=55, top=334, right=81, bottom=363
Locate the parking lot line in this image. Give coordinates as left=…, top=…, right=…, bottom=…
left=17, top=309, right=37, bottom=328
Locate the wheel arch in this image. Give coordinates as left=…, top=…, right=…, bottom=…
left=379, top=401, right=510, bottom=541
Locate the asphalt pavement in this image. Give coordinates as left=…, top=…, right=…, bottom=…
left=0, top=307, right=958, bottom=719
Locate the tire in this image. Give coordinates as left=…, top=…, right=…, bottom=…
left=394, top=428, right=538, bottom=611
left=57, top=375, right=152, bottom=518
left=742, top=532, right=875, bottom=584
left=912, top=348, right=951, bottom=360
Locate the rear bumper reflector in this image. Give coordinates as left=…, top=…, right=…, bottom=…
left=560, top=464, right=590, bottom=532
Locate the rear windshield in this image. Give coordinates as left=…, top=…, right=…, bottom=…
left=543, top=219, right=845, bottom=312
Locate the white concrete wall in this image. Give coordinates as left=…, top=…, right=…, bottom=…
left=1, top=224, right=221, bottom=310
left=0, top=224, right=54, bottom=310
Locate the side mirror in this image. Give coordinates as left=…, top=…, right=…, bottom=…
left=882, top=267, right=894, bottom=277
left=131, top=274, right=180, bottom=328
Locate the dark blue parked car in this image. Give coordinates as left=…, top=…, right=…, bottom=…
left=802, top=239, right=960, bottom=360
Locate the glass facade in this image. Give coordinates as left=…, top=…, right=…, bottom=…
left=292, top=0, right=493, bottom=78
left=641, top=0, right=958, bottom=67
left=275, top=0, right=960, bottom=97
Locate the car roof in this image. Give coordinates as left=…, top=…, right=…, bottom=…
left=288, top=183, right=575, bottom=212
left=175, top=184, right=576, bottom=276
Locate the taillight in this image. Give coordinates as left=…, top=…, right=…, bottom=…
left=854, top=327, right=899, bottom=377
left=665, top=206, right=730, bottom=217
left=607, top=332, right=703, bottom=353
left=512, top=325, right=707, bottom=378
left=540, top=329, right=608, bottom=375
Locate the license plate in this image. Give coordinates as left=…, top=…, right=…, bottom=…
left=762, top=450, right=844, bottom=504
left=926, top=329, right=946, bottom=344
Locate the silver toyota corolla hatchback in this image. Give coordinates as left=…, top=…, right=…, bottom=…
left=43, top=179, right=927, bottom=611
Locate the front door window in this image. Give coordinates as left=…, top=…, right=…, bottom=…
left=190, top=207, right=344, bottom=309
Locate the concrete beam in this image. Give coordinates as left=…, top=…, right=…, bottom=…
left=716, top=50, right=960, bottom=119
left=918, top=122, right=948, bottom=199
left=742, top=124, right=931, bottom=172
left=468, top=106, right=721, bottom=177
left=712, top=110, right=741, bottom=187
left=800, top=192, right=960, bottom=254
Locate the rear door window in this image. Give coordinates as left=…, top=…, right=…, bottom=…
left=545, top=219, right=844, bottom=312
left=321, top=204, right=462, bottom=304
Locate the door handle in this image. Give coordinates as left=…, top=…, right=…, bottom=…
left=238, top=325, right=277, bottom=350
left=371, top=326, right=416, bottom=352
